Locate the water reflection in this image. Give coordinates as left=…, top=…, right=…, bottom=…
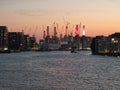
left=0, top=51, right=120, bottom=90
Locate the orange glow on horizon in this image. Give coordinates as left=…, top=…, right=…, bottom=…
left=1, top=0, right=120, bottom=42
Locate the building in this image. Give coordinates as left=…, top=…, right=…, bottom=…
left=23, top=34, right=31, bottom=51
left=91, top=33, right=120, bottom=56
left=82, top=25, right=86, bottom=36
left=29, top=35, right=38, bottom=50
left=0, top=26, right=8, bottom=52
left=108, top=33, right=120, bottom=54
left=81, top=36, right=92, bottom=50
left=8, top=32, right=23, bottom=51
left=91, top=36, right=109, bottom=54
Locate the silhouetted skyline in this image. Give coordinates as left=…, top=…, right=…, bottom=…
left=0, top=0, right=120, bottom=41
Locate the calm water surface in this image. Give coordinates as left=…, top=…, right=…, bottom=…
left=0, top=51, right=120, bottom=90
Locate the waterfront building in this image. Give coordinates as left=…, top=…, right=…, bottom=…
left=91, top=33, right=120, bottom=56
left=0, top=26, right=8, bottom=52
left=97, top=36, right=109, bottom=54
left=8, top=32, right=23, bottom=51
left=29, top=35, right=37, bottom=49
left=91, top=36, right=106, bottom=54
left=108, top=33, right=120, bottom=53
left=23, top=35, right=31, bottom=51
left=82, top=25, right=86, bottom=36
left=81, top=36, right=92, bottom=50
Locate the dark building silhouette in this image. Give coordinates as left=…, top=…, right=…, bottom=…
left=23, top=34, right=31, bottom=50
left=45, top=26, right=50, bottom=43
left=91, top=33, right=120, bottom=56
left=91, top=36, right=106, bottom=54
left=81, top=36, right=92, bottom=50
left=0, top=26, right=8, bottom=52
left=108, top=33, right=120, bottom=54
left=29, top=35, right=37, bottom=49
left=8, top=32, right=23, bottom=51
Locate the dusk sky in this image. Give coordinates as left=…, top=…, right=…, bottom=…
left=0, top=0, right=120, bottom=41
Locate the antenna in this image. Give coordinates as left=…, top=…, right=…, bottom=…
left=42, top=25, right=46, bottom=40
left=79, top=22, right=81, bottom=36
left=52, top=21, right=58, bottom=37
left=63, top=16, right=70, bottom=36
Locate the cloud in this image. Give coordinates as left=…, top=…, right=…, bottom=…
left=15, top=9, right=45, bottom=16
left=15, top=9, right=72, bottom=16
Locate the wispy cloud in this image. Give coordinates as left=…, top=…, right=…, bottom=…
left=15, top=9, right=72, bottom=16
left=15, top=9, right=45, bottom=16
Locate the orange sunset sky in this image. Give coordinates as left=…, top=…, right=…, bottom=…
left=0, top=0, right=120, bottom=41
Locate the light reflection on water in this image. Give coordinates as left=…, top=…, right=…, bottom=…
left=0, top=51, right=120, bottom=90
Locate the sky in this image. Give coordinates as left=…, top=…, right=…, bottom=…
left=0, top=0, right=120, bottom=41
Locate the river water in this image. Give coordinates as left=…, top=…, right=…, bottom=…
left=0, top=51, right=120, bottom=90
